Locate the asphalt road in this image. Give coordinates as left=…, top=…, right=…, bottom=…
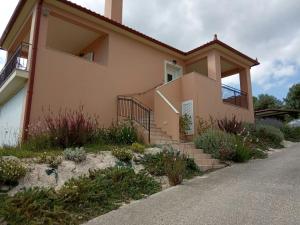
left=85, top=143, right=300, bottom=225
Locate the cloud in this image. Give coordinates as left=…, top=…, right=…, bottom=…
left=0, top=0, right=299, bottom=99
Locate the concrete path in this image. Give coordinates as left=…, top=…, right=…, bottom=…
left=84, top=143, right=300, bottom=225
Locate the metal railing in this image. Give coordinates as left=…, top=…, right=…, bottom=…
left=117, top=96, right=151, bottom=142
left=0, top=42, right=31, bottom=88
left=222, top=84, right=248, bottom=108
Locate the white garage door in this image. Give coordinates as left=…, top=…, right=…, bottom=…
left=0, top=86, right=27, bottom=147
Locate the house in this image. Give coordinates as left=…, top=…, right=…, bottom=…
left=0, top=0, right=259, bottom=147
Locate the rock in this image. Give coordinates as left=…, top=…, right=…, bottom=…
left=145, top=147, right=163, bottom=155
left=1, top=156, right=20, bottom=162
left=8, top=152, right=117, bottom=195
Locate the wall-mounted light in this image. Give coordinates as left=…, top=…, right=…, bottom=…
left=172, top=60, right=177, bottom=65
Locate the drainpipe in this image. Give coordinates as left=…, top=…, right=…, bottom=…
left=22, top=0, right=43, bottom=141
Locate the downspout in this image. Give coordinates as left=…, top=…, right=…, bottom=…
left=22, top=0, right=43, bottom=141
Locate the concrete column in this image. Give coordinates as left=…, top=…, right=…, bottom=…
left=240, top=68, right=254, bottom=113
left=207, top=50, right=221, bottom=81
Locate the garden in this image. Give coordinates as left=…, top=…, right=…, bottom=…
left=0, top=108, right=202, bottom=225
left=0, top=107, right=299, bottom=225
left=194, top=115, right=300, bottom=163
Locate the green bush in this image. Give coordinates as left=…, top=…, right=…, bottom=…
left=256, top=118, right=283, bottom=129
left=281, top=126, right=300, bottom=142
left=141, top=152, right=165, bottom=176
left=141, top=150, right=201, bottom=179
left=0, top=158, right=27, bottom=186
left=64, top=147, right=87, bottom=163
left=232, top=139, right=252, bottom=163
left=131, top=142, right=145, bottom=154
left=194, top=129, right=236, bottom=159
left=253, top=124, right=284, bottom=148
left=98, top=122, right=138, bottom=145
left=112, top=148, right=133, bottom=163
left=2, top=167, right=160, bottom=225
left=163, top=150, right=186, bottom=186
left=2, top=188, right=76, bottom=225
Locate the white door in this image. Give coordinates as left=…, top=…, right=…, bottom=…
left=165, top=61, right=183, bottom=83
left=182, top=100, right=194, bottom=135
left=0, top=87, right=27, bottom=147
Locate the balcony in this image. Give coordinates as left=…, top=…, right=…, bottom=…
left=0, top=43, right=30, bottom=104
left=222, top=84, right=248, bottom=108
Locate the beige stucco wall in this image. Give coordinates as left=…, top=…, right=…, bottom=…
left=29, top=6, right=184, bottom=127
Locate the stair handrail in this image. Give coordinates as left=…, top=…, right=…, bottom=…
left=155, top=90, right=179, bottom=114
left=117, top=95, right=151, bottom=143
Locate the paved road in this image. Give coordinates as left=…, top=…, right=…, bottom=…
left=85, top=143, right=300, bottom=225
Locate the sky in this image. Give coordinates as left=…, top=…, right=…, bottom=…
left=0, top=0, right=299, bottom=100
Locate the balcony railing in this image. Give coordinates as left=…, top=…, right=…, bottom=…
left=222, top=84, right=248, bottom=108
left=0, top=42, right=31, bottom=88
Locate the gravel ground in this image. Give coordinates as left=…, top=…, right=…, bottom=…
left=84, top=142, right=300, bottom=225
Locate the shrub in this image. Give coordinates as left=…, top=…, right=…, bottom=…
left=179, top=114, right=192, bottom=139
left=256, top=118, right=283, bottom=129
left=195, top=116, right=215, bottom=135
left=141, top=152, right=165, bottom=176
left=184, top=157, right=202, bottom=178
left=232, top=139, right=251, bottom=163
left=131, top=142, right=145, bottom=154
left=253, top=124, right=284, bottom=148
left=28, top=106, right=99, bottom=149
left=281, top=125, right=300, bottom=142
left=112, top=148, right=133, bottom=163
left=2, top=187, right=77, bottom=225
left=194, top=129, right=235, bottom=159
left=2, top=167, right=161, bottom=225
left=101, top=121, right=138, bottom=145
left=0, top=158, right=27, bottom=186
left=217, top=115, right=243, bottom=134
left=163, top=150, right=187, bottom=186
left=64, top=147, right=87, bottom=163
left=141, top=150, right=201, bottom=180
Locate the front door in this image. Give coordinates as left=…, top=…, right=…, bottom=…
left=165, top=61, right=183, bottom=83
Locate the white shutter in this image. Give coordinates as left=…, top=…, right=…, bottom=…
left=182, top=100, right=194, bottom=135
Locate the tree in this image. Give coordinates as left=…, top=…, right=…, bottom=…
left=254, top=94, right=282, bottom=111
left=285, top=83, right=300, bottom=110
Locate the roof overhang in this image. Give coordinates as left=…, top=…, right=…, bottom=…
left=1, top=0, right=260, bottom=67
left=0, top=0, right=37, bottom=50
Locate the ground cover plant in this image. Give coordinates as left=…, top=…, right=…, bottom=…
left=1, top=167, right=161, bottom=225
left=0, top=158, right=27, bottom=186
left=64, top=147, right=87, bottom=163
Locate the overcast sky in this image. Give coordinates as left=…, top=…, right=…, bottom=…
left=0, top=0, right=299, bottom=99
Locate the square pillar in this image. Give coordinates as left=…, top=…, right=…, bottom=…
left=207, top=50, right=221, bottom=81
left=239, top=68, right=254, bottom=111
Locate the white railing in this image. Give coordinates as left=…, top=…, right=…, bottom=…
left=156, top=90, right=179, bottom=114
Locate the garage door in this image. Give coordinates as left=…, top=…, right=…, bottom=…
left=0, top=86, right=27, bottom=147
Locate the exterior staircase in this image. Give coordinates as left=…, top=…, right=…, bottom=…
left=149, top=112, right=225, bottom=172
left=117, top=97, right=225, bottom=172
